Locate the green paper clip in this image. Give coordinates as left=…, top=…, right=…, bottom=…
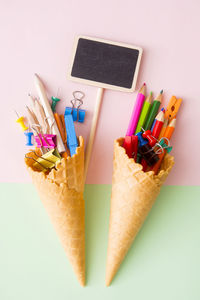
left=159, top=139, right=172, bottom=153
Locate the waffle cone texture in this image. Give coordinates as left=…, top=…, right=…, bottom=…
left=25, top=136, right=85, bottom=286
left=106, top=138, right=174, bottom=286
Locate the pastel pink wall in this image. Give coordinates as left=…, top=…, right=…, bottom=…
left=1, top=0, right=199, bottom=185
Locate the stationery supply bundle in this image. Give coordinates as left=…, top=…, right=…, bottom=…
left=16, top=35, right=183, bottom=286
left=106, top=84, right=182, bottom=285
left=16, top=74, right=86, bottom=286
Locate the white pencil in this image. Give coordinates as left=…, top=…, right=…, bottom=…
left=34, top=74, right=65, bottom=153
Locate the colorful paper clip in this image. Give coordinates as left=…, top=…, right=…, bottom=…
left=25, top=148, right=61, bottom=171
left=64, top=110, right=78, bottom=157
left=123, top=135, right=138, bottom=161
left=34, top=134, right=57, bottom=149
left=158, top=138, right=172, bottom=153
left=65, top=91, right=86, bottom=123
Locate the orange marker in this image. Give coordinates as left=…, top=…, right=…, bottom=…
left=151, top=118, right=176, bottom=174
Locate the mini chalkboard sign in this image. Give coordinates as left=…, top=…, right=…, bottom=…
left=68, top=36, right=143, bottom=179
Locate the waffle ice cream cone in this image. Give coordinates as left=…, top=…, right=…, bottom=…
left=25, top=136, right=85, bottom=286
left=106, top=138, right=174, bottom=286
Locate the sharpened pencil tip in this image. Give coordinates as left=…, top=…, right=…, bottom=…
left=150, top=91, right=153, bottom=95
left=143, top=83, right=146, bottom=86
left=34, top=73, right=40, bottom=80
left=160, top=89, right=163, bottom=94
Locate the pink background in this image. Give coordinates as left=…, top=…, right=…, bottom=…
left=1, top=0, right=200, bottom=185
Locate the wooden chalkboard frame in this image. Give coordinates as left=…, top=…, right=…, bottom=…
left=68, top=36, right=143, bottom=92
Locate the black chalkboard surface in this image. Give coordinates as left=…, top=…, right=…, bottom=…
left=68, top=36, right=142, bottom=92
left=68, top=36, right=143, bottom=179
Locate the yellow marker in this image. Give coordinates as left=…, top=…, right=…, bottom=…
left=15, top=110, right=28, bottom=131
left=164, top=96, right=182, bottom=121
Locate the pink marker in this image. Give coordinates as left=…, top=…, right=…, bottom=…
left=126, top=83, right=146, bottom=136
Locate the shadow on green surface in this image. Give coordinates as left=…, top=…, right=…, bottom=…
left=84, top=184, right=111, bottom=285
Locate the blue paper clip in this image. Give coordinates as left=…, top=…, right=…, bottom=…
left=64, top=111, right=78, bottom=157
left=65, top=91, right=86, bottom=123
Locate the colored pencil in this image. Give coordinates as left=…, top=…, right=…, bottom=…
left=144, top=90, right=163, bottom=130
left=152, top=110, right=165, bottom=139
left=163, top=118, right=176, bottom=140
left=151, top=118, right=176, bottom=174
left=158, top=118, right=168, bottom=140
left=135, top=91, right=153, bottom=134
left=126, top=83, right=146, bottom=136
left=151, top=107, right=165, bottom=132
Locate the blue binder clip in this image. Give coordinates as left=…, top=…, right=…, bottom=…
left=65, top=91, right=86, bottom=123
left=64, top=110, right=78, bottom=157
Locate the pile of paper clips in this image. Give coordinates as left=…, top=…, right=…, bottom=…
left=15, top=74, right=86, bottom=172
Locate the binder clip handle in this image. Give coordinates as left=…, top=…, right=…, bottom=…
left=68, top=91, right=86, bottom=123
left=72, top=91, right=85, bottom=102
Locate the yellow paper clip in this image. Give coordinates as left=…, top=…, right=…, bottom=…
left=33, top=148, right=61, bottom=171
left=164, top=96, right=182, bottom=121
left=25, top=152, right=49, bottom=172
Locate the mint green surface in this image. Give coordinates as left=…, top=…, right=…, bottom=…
left=0, top=184, right=200, bottom=300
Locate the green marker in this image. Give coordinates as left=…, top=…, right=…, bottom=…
left=144, top=90, right=163, bottom=130
left=135, top=92, right=153, bottom=134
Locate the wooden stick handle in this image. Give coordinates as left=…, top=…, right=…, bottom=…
left=84, top=88, right=104, bottom=181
